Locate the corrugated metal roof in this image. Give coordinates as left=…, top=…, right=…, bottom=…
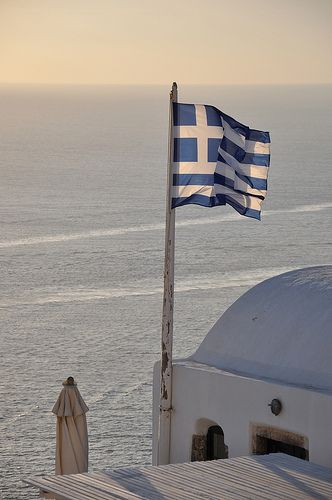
left=25, top=453, right=332, bottom=499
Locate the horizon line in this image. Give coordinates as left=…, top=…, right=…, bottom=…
left=0, top=81, right=331, bottom=87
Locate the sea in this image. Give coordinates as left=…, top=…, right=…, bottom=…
left=0, top=84, right=331, bottom=499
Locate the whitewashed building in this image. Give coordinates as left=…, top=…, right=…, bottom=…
left=27, top=265, right=332, bottom=499
left=152, top=266, right=332, bottom=467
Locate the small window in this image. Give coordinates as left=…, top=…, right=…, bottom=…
left=265, top=438, right=307, bottom=460
left=206, top=426, right=228, bottom=460
left=252, top=425, right=309, bottom=461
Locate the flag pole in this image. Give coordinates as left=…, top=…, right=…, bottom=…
left=159, top=82, right=177, bottom=465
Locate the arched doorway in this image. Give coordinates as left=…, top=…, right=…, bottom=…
left=207, top=425, right=228, bottom=460
left=191, top=420, right=228, bottom=461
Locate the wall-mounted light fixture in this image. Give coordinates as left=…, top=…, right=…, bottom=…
left=268, top=398, right=282, bottom=416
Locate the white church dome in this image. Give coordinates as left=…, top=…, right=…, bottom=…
left=191, top=266, right=332, bottom=392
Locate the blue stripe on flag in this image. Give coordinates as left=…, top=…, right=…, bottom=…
left=219, top=113, right=248, bottom=138
left=172, top=194, right=220, bottom=208
left=214, top=173, right=266, bottom=198
left=172, top=193, right=261, bottom=219
left=242, top=152, right=270, bottom=167
left=217, top=151, right=270, bottom=170
left=220, top=112, right=270, bottom=143
left=248, top=129, right=270, bottom=143
left=220, top=136, right=245, bottom=162
left=236, top=173, right=267, bottom=190
left=214, top=173, right=234, bottom=190
left=220, top=195, right=261, bottom=220
left=220, top=137, right=270, bottom=166
left=173, top=174, right=214, bottom=186
left=244, top=207, right=261, bottom=219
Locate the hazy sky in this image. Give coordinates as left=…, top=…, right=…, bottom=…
left=1, top=0, right=331, bottom=85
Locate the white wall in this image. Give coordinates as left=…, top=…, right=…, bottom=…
left=152, top=360, right=332, bottom=467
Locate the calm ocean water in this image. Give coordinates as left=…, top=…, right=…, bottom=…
left=0, top=84, right=331, bottom=499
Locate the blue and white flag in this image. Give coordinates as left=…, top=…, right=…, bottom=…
left=172, top=103, right=271, bottom=220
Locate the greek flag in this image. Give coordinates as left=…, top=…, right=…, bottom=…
left=172, top=103, right=271, bottom=220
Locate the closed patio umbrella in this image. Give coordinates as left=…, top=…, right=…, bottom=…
left=52, top=376, right=89, bottom=475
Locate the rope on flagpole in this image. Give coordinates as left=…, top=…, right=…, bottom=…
left=158, top=82, right=177, bottom=465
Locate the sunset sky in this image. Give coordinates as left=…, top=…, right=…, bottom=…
left=1, top=0, right=331, bottom=85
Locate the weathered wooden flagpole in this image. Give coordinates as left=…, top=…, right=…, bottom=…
left=159, top=82, right=177, bottom=465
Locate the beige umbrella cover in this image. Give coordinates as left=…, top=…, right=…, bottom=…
left=52, top=377, right=89, bottom=475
